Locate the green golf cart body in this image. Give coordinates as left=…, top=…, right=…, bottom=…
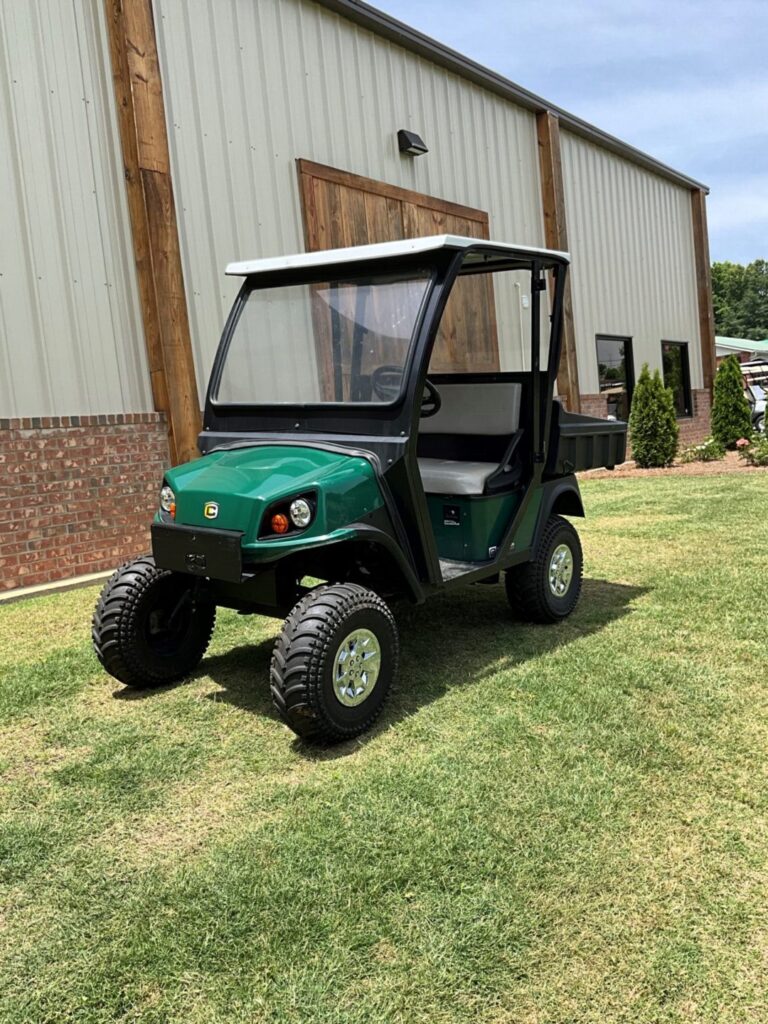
left=93, top=235, right=626, bottom=743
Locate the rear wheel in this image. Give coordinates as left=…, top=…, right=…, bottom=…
left=270, top=583, right=399, bottom=743
left=92, top=556, right=216, bottom=688
left=505, top=515, right=583, bottom=623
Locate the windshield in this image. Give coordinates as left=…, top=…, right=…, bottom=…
left=214, top=269, right=432, bottom=405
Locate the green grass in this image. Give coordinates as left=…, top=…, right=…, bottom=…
left=1, top=472, right=767, bottom=1023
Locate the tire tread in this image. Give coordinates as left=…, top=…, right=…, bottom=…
left=505, top=515, right=583, bottom=623
left=270, top=583, right=398, bottom=743
left=92, top=556, right=215, bottom=687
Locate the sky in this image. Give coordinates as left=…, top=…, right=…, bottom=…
left=375, top=0, right=767, bottom=265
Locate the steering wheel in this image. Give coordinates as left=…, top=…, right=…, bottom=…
left=420, top=377, right=442, bottom=418
left=371, top=365, right=442, bottom=417
left=371, top=364, right=403, bottom=402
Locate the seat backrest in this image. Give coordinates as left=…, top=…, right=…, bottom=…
left=419, top=381, right=522, bottom=435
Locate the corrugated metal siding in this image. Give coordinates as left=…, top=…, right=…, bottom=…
left=560, top=131, right=702, bottom=395
left=0, top=0, right=150, bottom=418
left=153, top=0, right=545, bottom=393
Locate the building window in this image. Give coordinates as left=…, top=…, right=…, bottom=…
left=661, top=341, right=692, bottom=417
left=596, top=335, right=634, bottom=420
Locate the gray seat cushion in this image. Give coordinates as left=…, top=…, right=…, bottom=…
left=418, top=457, right=498, bottom=496
left=417, top=381, right=522, bottom=495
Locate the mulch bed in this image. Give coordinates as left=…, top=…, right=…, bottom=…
left=583, top=450, right=764, bottom=480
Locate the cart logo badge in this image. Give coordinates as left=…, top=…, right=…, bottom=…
left=203, top=501, right=219, bottom=520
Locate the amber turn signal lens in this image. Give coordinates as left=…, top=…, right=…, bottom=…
left=169, top=502, right=176, bottom=520
left=271, top=513, right=290, bottom=534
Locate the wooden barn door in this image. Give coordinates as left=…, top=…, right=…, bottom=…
left=296, top=160, right=499, bottom=376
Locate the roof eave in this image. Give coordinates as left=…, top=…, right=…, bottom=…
left=716, top=336, right=768, bottom=351
left=316, top=0, right=709, bottom=194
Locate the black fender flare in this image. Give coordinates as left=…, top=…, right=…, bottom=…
left=348, top=524, right=426, bottom=603
left=269, top=522, right=425, bottom=605
left=539, top=475, right=585, bottom=527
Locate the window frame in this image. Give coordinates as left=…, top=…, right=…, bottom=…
left=661, top=340, right=693, bottom=419
left=595, top=334, right=635, bottom=421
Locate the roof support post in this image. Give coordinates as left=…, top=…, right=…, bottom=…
left=691, top=188, right=716, bottom=396
left=536, top=110, right=580, bottom=413
left=103, top=0, right=200, bottom=464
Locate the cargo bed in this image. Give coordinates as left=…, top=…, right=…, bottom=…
left=546, top=402, right=627, bottom=476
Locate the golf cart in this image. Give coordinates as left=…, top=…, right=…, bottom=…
left=741, top=359, right=768, bottom=434
left=93, top=236, right=626, bottom=743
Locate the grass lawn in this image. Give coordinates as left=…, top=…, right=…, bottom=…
left=1, top=472, right=767, bottom=1023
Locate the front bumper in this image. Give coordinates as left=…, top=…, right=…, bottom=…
left=151, top=523, right=244, bottom=583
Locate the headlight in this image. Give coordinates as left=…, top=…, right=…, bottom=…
left=160, top=485, right=176, bottom=515
left=289, top=497, right=312, bottom=528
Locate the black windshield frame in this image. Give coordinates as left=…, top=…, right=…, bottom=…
left=210, top=265, right=436, bottom=412
left=205, top=252, right=452, bottom=439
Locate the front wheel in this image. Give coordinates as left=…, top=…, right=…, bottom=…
left=505, top=515, right=583, bottom=623
left=92, top=556, right=216, bottom=688
left=270, top=583, right=399, bottom=743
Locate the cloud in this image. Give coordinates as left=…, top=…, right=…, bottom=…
left=578, top=78, right=768, bottom=157
left=382, top=0, right=766, bottom=80
left=707, top=175, right=768, bottom=232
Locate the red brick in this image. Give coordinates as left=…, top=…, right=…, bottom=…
left=0, top=414, right=169, bottom=590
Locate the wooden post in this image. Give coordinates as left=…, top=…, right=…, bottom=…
left=691, top=188, right=716, bottom=395
left=536, top=110, right=580, bottom=413
left=103, top=0, right=200, bottom=464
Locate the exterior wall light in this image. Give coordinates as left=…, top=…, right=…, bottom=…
left=397, top=129, right=428, bottom=156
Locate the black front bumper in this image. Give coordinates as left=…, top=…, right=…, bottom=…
left=151, top=523, right=244, bottom=583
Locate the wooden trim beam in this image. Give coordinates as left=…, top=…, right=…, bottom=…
left=691, top=188, right=716, bottom=395
left=297, top=159, right=491, bottom=224
left=104, top=0, right=200, bottom=464
left=536, top=111, right=580, bottom=413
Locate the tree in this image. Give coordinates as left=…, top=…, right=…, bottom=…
left=711, top=354, right=753, bottom=448
left=629, top=364, right=679, bottom=468
left=711, top=259, right=768, bottom=340
left=712, top=261, right=746, bottom=336
left=740, top=260, right=768, bottom=339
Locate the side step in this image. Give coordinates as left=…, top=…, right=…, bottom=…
left=439, top=557, right=494, bottom=583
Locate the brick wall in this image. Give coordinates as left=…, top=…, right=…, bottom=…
left=0, top=414, right=171, bottom=591
left=676, top=389, right=712, bottom=447
left=579, top=394, right=609, bottom=419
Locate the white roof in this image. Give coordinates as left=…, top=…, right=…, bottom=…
left=225, top=234, right=569, bottom=276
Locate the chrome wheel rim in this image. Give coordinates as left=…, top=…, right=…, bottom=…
left=548, top=543, right=574, bottom=597
left=332, top=628, right=382, bottom=707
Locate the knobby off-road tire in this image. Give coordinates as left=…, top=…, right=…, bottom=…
left=270, top=583, right=399, bottom=744
left=505, top=515, right=583, bottom=624
left=92, top=555, right=216, bottom=688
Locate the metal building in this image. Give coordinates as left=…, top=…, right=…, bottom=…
left=0, top=0, right=715, bottom=591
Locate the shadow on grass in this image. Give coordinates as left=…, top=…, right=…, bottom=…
left=131, top=576, right=644, bottom=757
